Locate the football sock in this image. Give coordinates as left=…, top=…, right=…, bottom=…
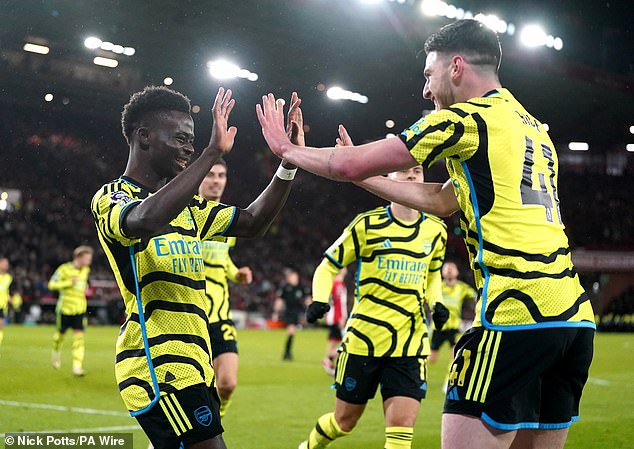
left=72, top=333, right=85, bottom=370
left=306, top=412, right=350, bottom=448
left=385, top=427, right=413, bottom=449
left=52, top=331, right=64, bottom=352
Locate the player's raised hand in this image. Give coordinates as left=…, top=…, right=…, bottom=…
left=256, top=93, right=290, bottom=158
left=335, top=124, right=354, bottom=147
left=286, top=92, right=304, bottom=147
left=235, top=266, right=253, bottom=284
left=207, top=87, right=237, bottom=155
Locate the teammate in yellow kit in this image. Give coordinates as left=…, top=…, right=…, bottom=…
left=0, top=257, right=12, bottom=349
left=430, top=261, right=476, bottom=363
left=48, top=246, right=93, bottom=376
left=198, top=158, right=253, bottom=417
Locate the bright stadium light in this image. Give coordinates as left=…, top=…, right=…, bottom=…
left=23, top=43, right=50, bottom=54
left=630, top=125, right=634, bottom=134
left=326, top=86, right=368, bottom=104
left=123, top=47, right=135, bottom=56
left=568, top=142, right=589, bottom=151
left=627, top=144, right=634, bottom=152
left=553, top=37, right=564, bottom=51
left=111, top=44, right=124, bottom=54
left=163, top=77, right=173, bottom=86
left=93, top=56, right=118, bottom=68
left=385, top=119, right=395, bottom=128
left=207, top=59, right=258, bottom=82
left=421, top=0, right=446, bottom=17
left=543, top=123, right=550, bottom=131
left=520, top=25, right=547, bottom=47
left=100, top=41, right=114, bottom=51
left=84, top=37, right=102, bottom=49
left=44, top=93, right=54, bottom=102
left=208, top=59, right=240, bottom=79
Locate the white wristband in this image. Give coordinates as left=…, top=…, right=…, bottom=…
left=275, top=164, right=297, bottom=181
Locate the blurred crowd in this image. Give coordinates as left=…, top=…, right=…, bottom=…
left=1, top=111, right=633, bottom=326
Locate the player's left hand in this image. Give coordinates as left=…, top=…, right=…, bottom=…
left=207, top=87, right=237, bottom=155
left=286, top=92, right=304, bottom=147
left=256, top=93, right=291, bottom=159
left=335, top=124, right=354, bottom=147
left=235, top=266, right=253, bottom=284
left=306, top=301, right=330, bottom=323
left=432, top=302, right=450, bottom=330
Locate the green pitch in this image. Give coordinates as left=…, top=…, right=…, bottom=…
left=0, top=326, right=632, bottom=448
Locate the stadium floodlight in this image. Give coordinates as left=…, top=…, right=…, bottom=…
left=386, top=133, right=396, bottom=138
left=568, top=142, right=589, bottom=151
left=93, top=56, right=118, bottom=68
left=112, top=45, right=124, bottom=54
left=100, top=41, right=114, bottom=51
left=553, top=37, right=564, bottom=51
left=543, top=123, right=550, bottom=131
left=520, top=25, right=548, bottom=47
left=84, top=37, right=102, bottom=49
left=421, top=0, right=446, bottom=17
left=163, top=77, right=174, bottom=86
left=326, top=86, right=369, bottom=104
left=627, top=144, right=634, bottom=152
left=630, top=125, right=634, bottom=134
left=23, top=43, right=50, bottom=54
left=207, top=59, right=258, bottom=82
left=385, top=119, right=395, bottom=128
left=123, top=47, right=135, bottom=56
left=44, top=93, right=54, bottom=102
left=207, top=59, right=240, bottom=79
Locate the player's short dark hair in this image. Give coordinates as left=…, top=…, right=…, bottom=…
left=121, top=86, right=191, bottom=143
left=213, top=157, right=227, bottom=168
left=424, top=19, right=502, bottom=73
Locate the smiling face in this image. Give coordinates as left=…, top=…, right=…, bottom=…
left=146, top=110, right=195, bottom=180
left=199, top=163, right=228, bottom=202
left=422, top=51, right=455, bottom=110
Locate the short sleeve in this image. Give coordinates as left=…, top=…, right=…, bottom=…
left=91, top=187, right=142, bottom=247
left=188, top=195, right=239, bottom=241
left=399, top=108, right=479, bottom=168
left=323, top=217, right=366, bottom=269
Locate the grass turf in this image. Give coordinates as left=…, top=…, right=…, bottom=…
left=0, top=326, right=632, bottom=448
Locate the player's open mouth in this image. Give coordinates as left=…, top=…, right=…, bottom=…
left=175, top=158, right=189, bottom=169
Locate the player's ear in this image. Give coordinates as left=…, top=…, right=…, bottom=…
left=450, top=55, right=465, bottom=80
left=136, top=127, right=150, bottom=150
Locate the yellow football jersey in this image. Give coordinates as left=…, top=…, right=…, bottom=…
left=91, top=176, right=237, bottom=414
left=441, top=280, right=477, bottom=330
left=48, top=262, right=90, bottom=315
left=323, top=206, right=447, bottom=357
left=201, top=237, right=238, bottom=323
left=400, top=88, right=594, bottom=330
left=0, top=272, right=12, bottom=313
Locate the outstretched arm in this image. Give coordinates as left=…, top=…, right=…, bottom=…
left=336, top=125, right=459, bottom=217
left=256, top=94, right=416, bottom=181
left=123, top=88, right=237, bottom=237
left=357, top=177, right=459, bottom=217
left=228, top=93, right=303, bottom=238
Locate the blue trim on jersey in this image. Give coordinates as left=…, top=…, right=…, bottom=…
left=385, top=205, right=393, bottom=222
left=460, top=162, right=595, bottom=331
left=481, top=412, right=579, bottom=430
left=355, top=261, right=362, bottom=304
left=118, top=200, right=142, bottom=234
left=119, top=177, right=142, bottom=190
left=128, top=245, right=161, bottom=417
left=324, top=253, right=343, bottom=269
left=483, top=89, right=500, bottom=97
left=220, top=207, right=237, bottom=235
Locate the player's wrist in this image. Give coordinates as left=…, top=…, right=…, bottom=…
left=276, top=162, right=298, bottom=180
